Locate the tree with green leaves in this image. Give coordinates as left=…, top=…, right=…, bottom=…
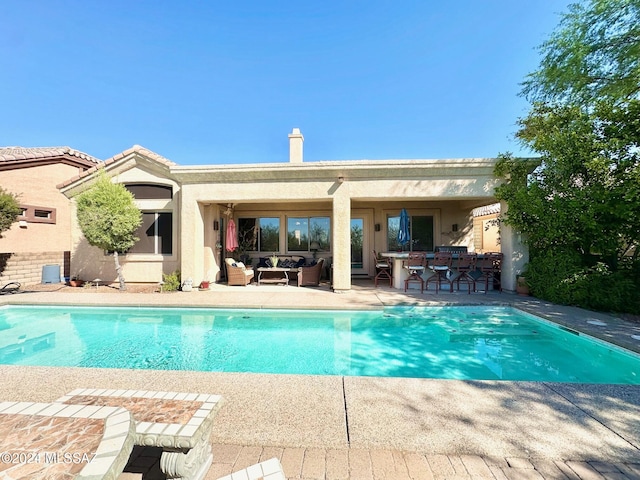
left=521, top=0, right=640, bottom=104
left=495, top=0, right=640, bottom=313
left=0, top=187, right=21, bottom=238
left=76, top=174, right=142, bottom=291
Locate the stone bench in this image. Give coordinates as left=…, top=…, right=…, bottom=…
left=56, top=389, right=223, bottom=480
left=0, top=400, right=135, bottom=480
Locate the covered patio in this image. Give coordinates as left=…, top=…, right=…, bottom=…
left=177, top=158, right=526, bottom=293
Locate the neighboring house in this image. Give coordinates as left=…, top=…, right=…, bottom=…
left=0, top=147, right=102, bottom=285
left=59, top=129, right=528, bottom=292
left=472, top=203, right=501, bottom=253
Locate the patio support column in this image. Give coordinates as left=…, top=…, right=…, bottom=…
left=179, top=186, right=205, bottom=288
left=332, top=182, right=351, bottom=292
left=499, top=200, right=528, bottom=291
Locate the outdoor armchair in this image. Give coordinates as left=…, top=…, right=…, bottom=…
left=297, top=258, right=325, bottom=287
left=225, top=258, right=255, bottom=286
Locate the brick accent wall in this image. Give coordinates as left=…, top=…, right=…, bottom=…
left=0, top=251, right=70, bottom=286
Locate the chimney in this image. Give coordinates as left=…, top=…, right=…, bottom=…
left=288, top=128, right=304, bottom=163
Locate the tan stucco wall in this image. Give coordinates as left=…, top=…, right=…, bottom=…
left=1, top=163, right=82, bottom=253
left=68, top=166, right=181, bottom=284
left=473, top=214, right=500, bottom=253
left=172, top=166, right=499, bottom=285
left=63, top=156, right=512, bottom=289
left=499, top=200, right=528, bottom=291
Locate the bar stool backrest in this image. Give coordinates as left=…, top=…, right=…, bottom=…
left=457, top=252, right=477, bottom=271
left=432, top=251, right=452, bottom=268
left=406, top=252, right=426, bottom=267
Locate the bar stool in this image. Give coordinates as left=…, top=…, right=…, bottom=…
left=403, top=252, right=426, bottom=293
left=476, top=252, right=503, bottom=293
left=426, top=251, right=453, bottom=293
left=455, top=252, right=477, bottom=294
left=373, top=250, right=393, bottom=287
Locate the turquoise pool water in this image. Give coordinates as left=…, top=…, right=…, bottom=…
left=0, top=305, right=638, bottom=383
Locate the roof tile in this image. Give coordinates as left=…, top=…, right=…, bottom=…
left=0, top=146, right=101, bottom=164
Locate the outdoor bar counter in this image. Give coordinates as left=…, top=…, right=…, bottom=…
left=379, top=252, right=492, bottom=291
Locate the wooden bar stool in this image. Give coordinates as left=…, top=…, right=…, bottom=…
left=426, top=251, right=453, bottom=293
left=403, top=252, right=426, bottom=293
left=373, top=250, right=393, bottom=287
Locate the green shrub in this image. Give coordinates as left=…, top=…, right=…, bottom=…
left=162, top=270, right=181, bottom=292
left=527, top=251, right=640, bottom=314
left=526, top=249, right=582, bottom=302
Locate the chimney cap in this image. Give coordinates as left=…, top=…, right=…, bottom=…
left=288, top=127, right=303, bottom=138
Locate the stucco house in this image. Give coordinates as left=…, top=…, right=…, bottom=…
left=0, top=147, right=101, bottom=285
left=58, top=129, right=527, bottom=292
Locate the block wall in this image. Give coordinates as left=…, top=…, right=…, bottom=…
left=0, top=251, right=70, bottom=286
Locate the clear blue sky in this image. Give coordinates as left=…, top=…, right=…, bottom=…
left=1, top=1, right=571, bottom=165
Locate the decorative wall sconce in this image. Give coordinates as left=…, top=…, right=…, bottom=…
left=374, top=223, right=381, bottom=232
left=452, top=223, right=458, bottom=232
left=213, top=220, right=219, bottom=231
left=337, top=176, right=344, bottom=183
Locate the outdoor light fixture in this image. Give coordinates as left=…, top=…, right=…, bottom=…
left=338, top=176, right=344, bottom=183
left=374, top=223, right=381, bottom=232
left=452, top=223, right=458, bottom=232
left=213, top=220, right=219, bottom=231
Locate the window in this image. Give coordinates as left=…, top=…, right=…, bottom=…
left=237, top=217, right=279, bottom=252
left=34, top=209, right=51, bottom=219
left=125, top=184, right=172, bottom=200
left=18, top=205, right=56, bottom=224
left=129, top=212, right=172, bottom=254
left=287, top=216, right=330, bottom=252
left=387, top=214, right=433, bottom=252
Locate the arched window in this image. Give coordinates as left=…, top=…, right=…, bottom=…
left=125, top=184, right=172, bottom=199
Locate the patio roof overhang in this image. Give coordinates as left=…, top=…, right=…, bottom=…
left=170, top=157, right=499, bottom=184
left=173, top=158, right=503, bottom=207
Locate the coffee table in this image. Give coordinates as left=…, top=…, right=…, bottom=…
left=257, top=267, right=290, bottom=286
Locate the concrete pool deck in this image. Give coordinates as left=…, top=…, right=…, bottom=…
left=1, top=281, right=640, bottom=479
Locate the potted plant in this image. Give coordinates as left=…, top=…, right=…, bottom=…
left=199, top=270, right=212, bottom=290
left=234, top=225, right=257, bottom=266
left=516, top=274, right=529, bottom=296
left=69, top=276, right=84, bottom=287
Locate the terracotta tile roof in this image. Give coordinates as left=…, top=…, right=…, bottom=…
left=108, top=145, right=176, bottom=168
left=0, top=146, right=101, bottom=164
left=472, top=202, right=501, bottom=217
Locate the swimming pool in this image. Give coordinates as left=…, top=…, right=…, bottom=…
left=0, top=305, right=638, bottom=383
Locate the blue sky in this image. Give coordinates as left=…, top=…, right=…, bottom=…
left=2, top=1, right=571, bottom=165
